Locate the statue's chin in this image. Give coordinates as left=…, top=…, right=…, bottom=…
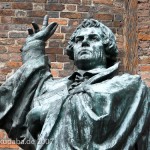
left=76, top=54, right=93, bottom=61
left=75, top=58, right=97, bottom=70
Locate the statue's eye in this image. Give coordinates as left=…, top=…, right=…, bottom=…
left=90, top=35, right=100, bottom=41
left=75, top=36, right=83, bottom=43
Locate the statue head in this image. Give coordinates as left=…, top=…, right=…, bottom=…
left=66, top=19, right=118, bottom=70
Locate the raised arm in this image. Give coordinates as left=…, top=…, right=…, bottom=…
left=21, top=15, right=58, bottom=63
left=0, top=16, right=58, bottom=150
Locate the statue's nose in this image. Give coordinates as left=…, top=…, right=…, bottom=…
left=82, top=38, right=90, bottom=47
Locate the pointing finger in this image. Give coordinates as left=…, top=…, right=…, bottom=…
left=42, top=15, right=49, bottom=30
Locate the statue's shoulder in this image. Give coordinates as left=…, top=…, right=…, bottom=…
left=91, top=73, right=146, bottom=94
left=110, top=73, right=144, bottom=87
left=115, top=73, right=141, bottom=81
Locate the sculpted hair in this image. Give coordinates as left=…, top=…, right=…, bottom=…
left=66, top=19, right=118, bottom=67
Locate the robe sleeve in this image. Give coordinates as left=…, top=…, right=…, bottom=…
left=0, top=55, right=52, bottom=150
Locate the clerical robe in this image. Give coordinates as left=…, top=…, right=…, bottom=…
left=0, top=56, right=149, bottom=150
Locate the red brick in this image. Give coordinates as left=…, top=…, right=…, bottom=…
left=15, top=38, right=26, bottom=45
left=139, top=41, right=150, bottom=48
left=0, top=32, right=8, bottom=38
left=138, top=25, right=149, bottom=33
left=138, top=10, right=149, bottom=17
left=94, top=14, right=114, bottom=20
left=59, top=0, right=80, bottom=4
left=12, top=17, right=33, bottom=24
left=140, top=72, right=150, bottom=80
left=26, top=0, right=46, bottom=2
left=58, top=70, right=73, bottom=77
left=61, top=26, right=77, bottom=33
left=112, top=7, right=124, bottom=13
left=93, top=0, right=113, bottom=5
left=138, top=3, right=150, bottom=10
left=27, top=10, right=46, bottom=17
left=138, top=16, right=150, bottom=24
left=51, top=33, right=65, bottom=39
left=6, top=61, right=22, bottom=68
left=0, top=46, right=7, bottom=53
left=0, top=10, right=14, bottom=16
left=0, top=25, right=5, bottom=31
left=56, top=54, right=70, bottom=62
left=51, top=69, right=59, bottom=77
left=60, top=12, right=82, bottom=19
left=1, top=16, right=12, bottom=23
left=33, top=3, right=45, bottom=10
left=51, top=62, right=63, bottom=69
left=9, top=31, right=27, bottom=38
left=45, top=48, right=63, bottom=54
left=48, top=18, right=68, bottom=25
left=10, top=53, right=22, bottom=61
left=0, top=0, right=14, bottom=1
left=49, top=40, right=62, bottom=47
left=47, top=12, right=59, bottom=18
left=48, top=54, right=56, bottom=62
left=45, top=4, right=65, bottom=11
left=77, top=6, right=91, bottom=12
left=91, top=5, right=110, bottom=13
left=114, top=1, right=124, bottom=8
left=139, top=56, right=150, bottom=64
left=66, top=4, right=77, bottom=11
left=0, top=38, right=15, bottom=45
left=12, top=2, right=32, bottom=10
left=139, top=65, right=150, bottom=71
left=138, top=34, right=150, bottom=41
left=64, top=62, right=74, bottom=70
left=7, top=45, right=22, bottom=53
left=0, top=68, right=12, bottom=75
left=68, top=19, right=80, bottom=26
left=82, top=0, right=91, bottom=5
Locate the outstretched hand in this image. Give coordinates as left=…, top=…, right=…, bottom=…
left=21, top=15, right=58, bottom=63
left=26, top=15, right=58, bottom=43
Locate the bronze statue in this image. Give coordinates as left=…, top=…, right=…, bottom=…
left=0, top=15, right=149, bottom=150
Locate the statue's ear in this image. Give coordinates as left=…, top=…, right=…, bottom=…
left=66, top=45, right=74, bottom=60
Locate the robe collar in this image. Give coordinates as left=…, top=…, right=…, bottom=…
left=68, top=62, right=120, bottom=83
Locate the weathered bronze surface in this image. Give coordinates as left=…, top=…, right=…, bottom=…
left=0, top=15, right=149, bottom=150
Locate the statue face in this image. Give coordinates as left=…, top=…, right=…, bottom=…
left=73, top=27, right=106, bottom=70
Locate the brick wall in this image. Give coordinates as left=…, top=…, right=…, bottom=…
left=0, top=0, right=149, bottom=149
left=0, top=0, right=127, bottom=85
left=137, top=0, right=150, bottom=86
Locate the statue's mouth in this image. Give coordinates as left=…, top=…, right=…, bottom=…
left=78, top=49, right=92, bottom=55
